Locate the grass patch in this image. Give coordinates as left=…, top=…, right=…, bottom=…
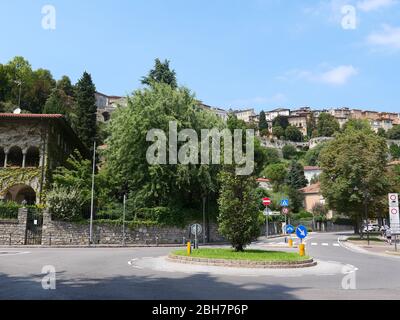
left=348, top=236, right=383, bottom=242
left=172, top=248, right=309, bottom=262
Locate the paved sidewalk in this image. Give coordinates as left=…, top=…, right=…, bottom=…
left=341, top=239, right=400, bottom=258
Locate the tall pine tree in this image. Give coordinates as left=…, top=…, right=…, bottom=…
left=74, top=72, right=97, bottom=151
left=141, top=58, right=177, bottom=89
left=259, top=111, right=268, bottom=131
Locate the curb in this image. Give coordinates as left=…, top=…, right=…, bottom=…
left=339, top=239, right=400, bottom=259
left=0, top=242, right=231, bottom=249
left=167, top=254, right=317, bottom=269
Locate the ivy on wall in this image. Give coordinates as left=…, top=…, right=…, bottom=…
left=0, top=168, right=42, bottom=196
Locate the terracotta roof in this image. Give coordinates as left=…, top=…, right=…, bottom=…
left=257, top=178, right=271, bottom=183
left=0, top=113, right=64, bottom=119
left=304, top=166, right=321, bottom=171
left=300, top=182, right=321, bottom=194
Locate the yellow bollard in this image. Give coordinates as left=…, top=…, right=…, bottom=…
left=288, top=238, right=293, bottom=248
left=299, top=243, right=305, bottom=256
left=187, top=242, right=191, bottom=256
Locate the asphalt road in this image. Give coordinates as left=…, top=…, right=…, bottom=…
left=0, top=232, right=399, bottom=300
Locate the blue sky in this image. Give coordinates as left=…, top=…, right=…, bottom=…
left=0, top=0, right=399, bottom=112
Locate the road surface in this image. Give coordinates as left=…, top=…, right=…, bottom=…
left=0, top=232, right=399, bottom=299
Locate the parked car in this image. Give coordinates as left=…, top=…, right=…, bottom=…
left=362, top=224, right=380, bottom=233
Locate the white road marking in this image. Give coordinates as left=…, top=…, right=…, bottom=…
left=333, top=243, right=340, bottom=247
left=322, top=243, right=329, bottom=246
left=0, top=251, right=30, bottom=257
left=128, top=258, right=143, bottom=269
left=311, top=243, right=318, bottom=246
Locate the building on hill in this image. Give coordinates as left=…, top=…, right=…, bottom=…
left=288, top=114, right=308, bottom=136
left=264, top=108, right=290, bottom=121
left=0, top=114, right=88, bottom=205
left=300, top=182, right=333, bottom=219
left=234, top=109, right=256, bottom=123
left=303, top=166, right=322, bottom=186
left=95, top=91, right=126, bottom=122
left=199, top=103, right=229, bottom=122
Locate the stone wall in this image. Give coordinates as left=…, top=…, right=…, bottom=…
left=41, top=211, right=224, bottom=246
left=0, top=208, right=27, bottom=245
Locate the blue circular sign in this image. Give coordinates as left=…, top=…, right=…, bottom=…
left=296, top=225, right=308, bottom=239
left=286, top=224, right=295, bottom=234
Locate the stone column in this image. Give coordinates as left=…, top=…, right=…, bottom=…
left=17, top=207, right=28, bottom=245
left=42, top=209, right=52, bottom=246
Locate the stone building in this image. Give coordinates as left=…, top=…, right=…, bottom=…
left=0, top=113, right=88, bottom=205
left=95, top=91, right=126, bottom=122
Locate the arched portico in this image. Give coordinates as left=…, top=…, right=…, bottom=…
left=2, top=184, right=37, bottom=205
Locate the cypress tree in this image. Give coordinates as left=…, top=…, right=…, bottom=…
left=74, top=72, right=97, bottom=151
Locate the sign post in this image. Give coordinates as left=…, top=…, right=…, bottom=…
left=262, top=198, right=271, bottom=238
left=389, top=193, right=399, bottom=251
left=280, top=199, right=289, bottom=235
left=191, top=223, right=202, bottom=249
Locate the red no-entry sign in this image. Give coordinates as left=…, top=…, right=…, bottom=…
left=263, top=198, right=271, bottom=206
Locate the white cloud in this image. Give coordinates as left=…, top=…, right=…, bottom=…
left=280, top=65, right=358, bottom=86
left=367, top=24, right=400, bottom=50
left=357, top=0, right=396, bottom=11
left=319, top=65, right=359, bottom=85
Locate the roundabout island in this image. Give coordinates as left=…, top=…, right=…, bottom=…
left=168, top=248, right=317, bottom=269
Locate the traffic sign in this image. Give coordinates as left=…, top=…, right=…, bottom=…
left=286, top=224, right=295, bottom=234
left=280, top=199, right=289, bottom=207
left=282, top=207, right=289, bottom=215
left=389, top=193, right=400, bottom=234
left=296, top=225, right=308, bottom=239
left=263, top=207, right=272, bottom=216
left=191, top=224, right=202, bottom=236
left=389, top=193, right=399, bottom=208
left=262, top=198, right=271, bottom=206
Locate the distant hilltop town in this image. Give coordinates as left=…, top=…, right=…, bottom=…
left=95, top=91, right=400, bottom=135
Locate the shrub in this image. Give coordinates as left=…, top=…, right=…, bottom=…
left=282, top=144, right=297, bottom=160
left=0, top=201, right=19, bottom=219
left=47, top=186, right=86, bottom=221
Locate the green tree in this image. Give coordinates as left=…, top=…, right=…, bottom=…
left=262, top=148, right=281, bottom=167
left=377, top=128, right=387, bottom=138
left=282, top=144, right=297, bottom=160
left=74, top=72, right=97, bottom=150
left=218, top=167, right=261, bottom=251
left=272, top=126, right=285, bottom=139
left=105, top=82, right=222, bottom=224
left=390, top=144, right=400, bottom=160
left=57, top=75, right=75, bottom=97
left=319, top=125, right=390, bottom=232
left=43, top=88, right=70, bottom=115
left=286, top=161, right=308, bottom=190
left=317, top=113, right=340, bottom=137
left=307, top=113, right=317, bottom=138
left=304, top=143, right=326, bottom=166
left=259, top=111, right=268, bottom=131
left=387, top=125, right=400, bottom=140
left=285, top=125, right=303, bottom=142
left=272, top=116, right=289, bottom=130
left=141, top=58, right=177, bottom=89
left=261, top=163, right=287, bottom=191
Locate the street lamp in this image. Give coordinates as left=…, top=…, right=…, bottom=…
left=14, top=80, right=22, bottom=108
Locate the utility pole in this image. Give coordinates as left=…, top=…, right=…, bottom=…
left=202, top=196, right=206, bottom=244
left=89, top=141, right=96, bottom=245
left=123, top=194, right=126, bottom=246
